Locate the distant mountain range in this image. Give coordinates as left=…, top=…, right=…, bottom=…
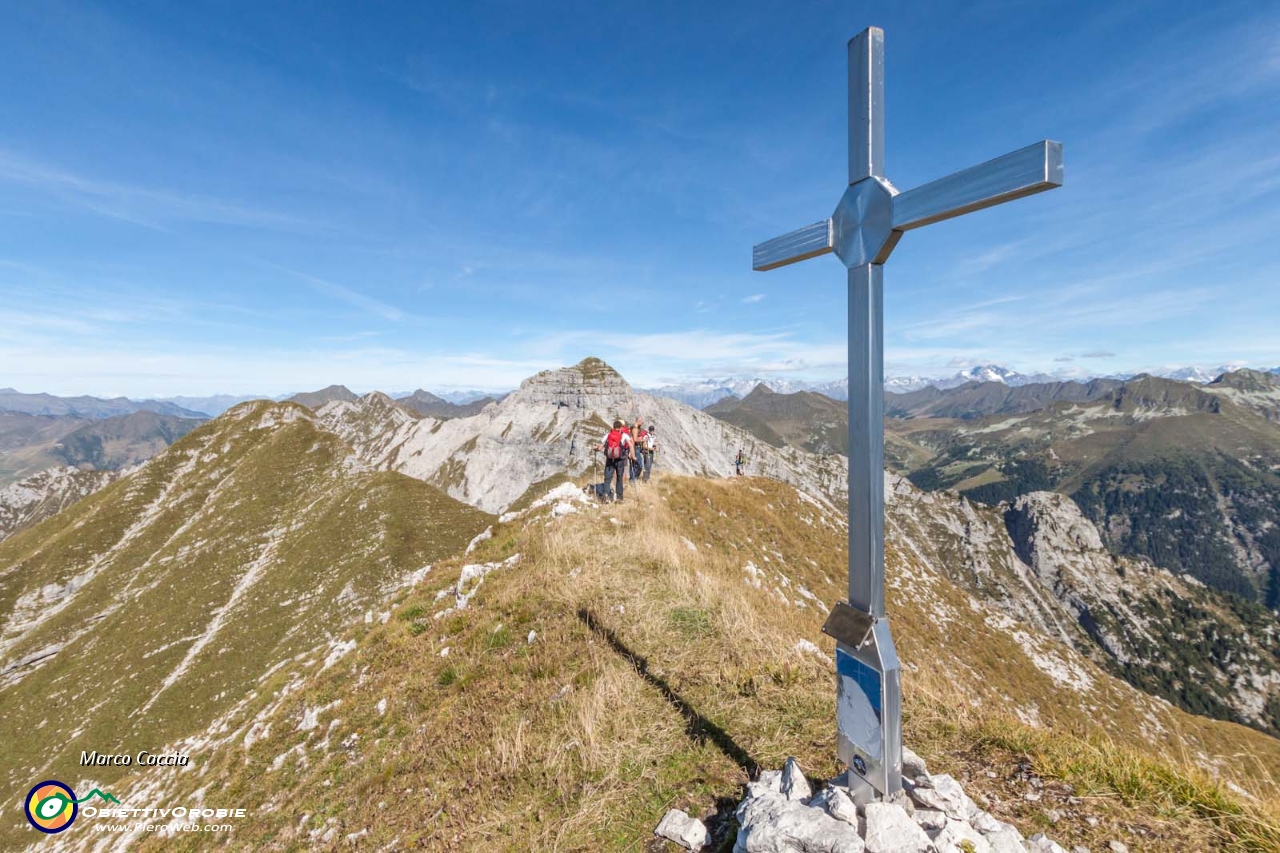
left=0, top=387, right=205, bottom=419
left=8, top=363, right=1274, bottom=420
left=394, top=389, right=499, bottom=419
left=642, top=376, right=849, bottom=408
left=888, top=369, right=1280, bottom=607
left=646, top=364, right=1280, bottom=406
left=698, top=369, right=1280, bottom=614
left=0, top=410, right=206, bottom=488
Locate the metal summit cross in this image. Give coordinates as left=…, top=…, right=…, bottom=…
left=752, top=27, right=1063, bottom=799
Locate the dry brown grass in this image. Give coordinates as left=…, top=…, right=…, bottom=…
left=132, top=473, right=1280, bottom=852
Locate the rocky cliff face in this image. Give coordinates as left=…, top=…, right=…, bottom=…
left=319, top=358, right=849, bottom=514
left=886, top=479, right=1280, bottom=734
left=0, top=466, right=120, bottom=542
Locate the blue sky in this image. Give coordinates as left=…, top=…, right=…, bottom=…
left=2, top=0, right=1278, bottom=396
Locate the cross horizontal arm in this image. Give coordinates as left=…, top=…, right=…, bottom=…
left=891, top=140, right=1063, bottom=232
left=752, top=220, right=834, bottom=271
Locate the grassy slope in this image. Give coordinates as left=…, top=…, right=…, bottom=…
left=0, top=412, right=93, bottom=485
left=0, top=402, right=492, bottom=850
left=82, top=474, right=1280, bottom=853
left=706, top=388, right=847, bottom=455
left=0, top=411, right=203, bottom=488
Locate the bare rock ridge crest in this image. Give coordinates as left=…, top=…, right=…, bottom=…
left=317, top=357, right=848, bottom=515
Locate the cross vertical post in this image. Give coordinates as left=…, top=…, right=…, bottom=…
left=845, top=26, right=887, bottom=621
left=847, top=263, right=884, bottom=616
left=750, top=25, right=1063, bottom=800
left=848, top=26, right=884, bottom=184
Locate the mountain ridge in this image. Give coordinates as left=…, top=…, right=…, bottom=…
left=0, top=388, right=205, bottom=419
left=0, top=399, right=493, bottom=852
left=2, top=358, right=1278, bottom=849
left=35, top=473, right=1278, bottom=852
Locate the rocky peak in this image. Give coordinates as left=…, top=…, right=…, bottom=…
left=1003, top=490, right=1122, bottom=607
left=1211, top=368, right=1280, bottom=392
left=404, top=388, right=448, bottom=405
left=508, top=357, right=632, bottom=411
left=361, top=390, right=406, bottom=410
left=1106, top=376, right=1221, bottom=414
left=287, top=384, right=359, bottom=410
left=1005, top=491, right=1107, bottom=568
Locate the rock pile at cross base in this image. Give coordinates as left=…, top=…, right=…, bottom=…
left=657, top=753, right=1079, bottom=853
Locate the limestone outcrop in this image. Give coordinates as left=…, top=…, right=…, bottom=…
left=318, top=358, right=848, bottom=514
left=724, top=755, right=1062, bottom=853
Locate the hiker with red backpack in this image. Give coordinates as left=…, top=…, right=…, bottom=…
left=598, top=419, right=634, bottom=503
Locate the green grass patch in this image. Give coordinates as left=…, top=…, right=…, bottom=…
left=668, top=606, right=713, bottom=640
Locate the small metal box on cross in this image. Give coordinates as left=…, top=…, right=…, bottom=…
left=752, top=26, right=1062, bottom=799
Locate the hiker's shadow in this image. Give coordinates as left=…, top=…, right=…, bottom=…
left=576, top=608, right=759, bottom=777
left=578, top=608, right=758, bottom=847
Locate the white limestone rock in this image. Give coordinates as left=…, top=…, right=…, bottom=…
left=984, top=824, right=1026, bottom=853
left=862, top=802, right=933, bottom=853
left=885, top=789, right=916, bottom=817
left=1027, top=833, right=1070, bottom=853
left=932, top=818, right=992, bottom=853
left=968, top=809, right=1003, bottom=834
left=655, top=808, right=710, bottom=851
left=900, top=748, right=930, bottom=784
left=782, top=757, right=813, bottom=802
left=747, top=770, right=784, bottom=800
left=906, top=775, right=973, bottom=821
left=823, top=786, right=860, bottom=827
left=912, top=809, right=947, bottom=833
left=734, top=792, right=865, bottom=853
left=737, top=762, right=1065, bottom=853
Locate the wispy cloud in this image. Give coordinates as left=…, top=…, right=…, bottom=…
left=742, top=293, right=765, bottom=304
left=0, top=149, right=322, bottom=233
left=271, top=265, right=408, bottom=322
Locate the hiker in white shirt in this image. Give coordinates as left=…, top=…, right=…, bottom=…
left=640, top=424, right=657, bottom=481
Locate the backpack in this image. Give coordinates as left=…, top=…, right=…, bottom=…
left=605, top=429, right=627, bottom=460
left=636, top=429, right=649, bottom=451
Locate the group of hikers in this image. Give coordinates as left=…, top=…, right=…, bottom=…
left=596, top=418, right=657, bottom=503
left=594, top=418, right=750, bottom=502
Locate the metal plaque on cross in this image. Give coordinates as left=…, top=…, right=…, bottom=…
left=754, top=26, right=1063, bottom=798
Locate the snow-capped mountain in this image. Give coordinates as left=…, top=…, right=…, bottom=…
left=648, top=366, right=1070, bottom=406
left=928, top=364, right=1062, bottom=390
left=643, top=377, right=808, bottom=408
left=883, top=375, right=937, bottom=393
left=882, top=365, right=1057, bottom=393
left=1149, top=365, right=1240, bottom=384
